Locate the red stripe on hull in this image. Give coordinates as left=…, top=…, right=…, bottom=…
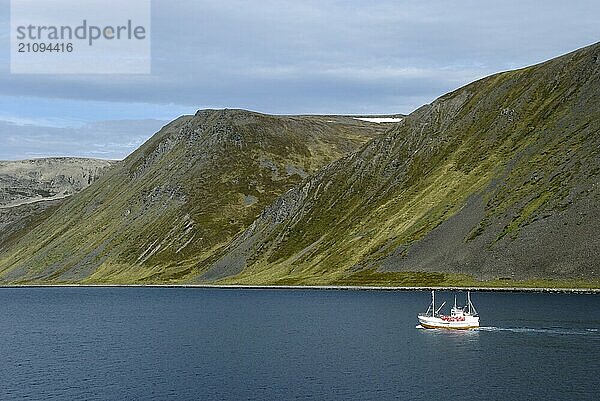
left=420, top=323, right=478, bottom=330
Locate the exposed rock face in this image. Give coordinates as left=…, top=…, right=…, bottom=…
left=202, top=42, right=600, bottom=284
left=0, top=111, right=390, bottom=283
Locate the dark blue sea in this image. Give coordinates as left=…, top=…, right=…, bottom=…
left=0, top=288, right=598, bottom=400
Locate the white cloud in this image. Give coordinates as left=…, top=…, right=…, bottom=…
left=0, top=0, right=598, bottom=119
left=0, top=114, right=86, bottom=128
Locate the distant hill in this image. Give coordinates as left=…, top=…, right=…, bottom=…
left=0, top=158, right=114, bottom=248
left=202, top=42, right=600, bottom=287
left=0, top=158, right=114, bottom=208
left=0, top=111, right=389, bottom=283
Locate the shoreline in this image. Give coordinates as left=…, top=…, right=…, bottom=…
left=0, top=284, right=597, bottom=294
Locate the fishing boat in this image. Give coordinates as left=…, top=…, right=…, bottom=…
left=417, top=291, right=479, bottom=330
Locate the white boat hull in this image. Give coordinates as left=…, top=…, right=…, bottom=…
left=418, top=315, right=479, bottom=330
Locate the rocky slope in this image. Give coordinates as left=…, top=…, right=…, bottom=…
left=0, top=158, right=114, bottom=247
left=0, top=111, right=390, bottom=283
left=201, top=43, right=600, bottom=286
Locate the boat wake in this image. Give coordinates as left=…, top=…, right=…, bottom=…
left=477, top=326, right=599, bottom=336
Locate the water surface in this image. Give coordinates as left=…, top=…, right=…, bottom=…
left=0, top=288, right=598, bottom=400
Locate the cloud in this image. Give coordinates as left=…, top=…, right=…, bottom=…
left=0, top=118, right=168, bottom=160
left=0, top=0, right=598, bottom=117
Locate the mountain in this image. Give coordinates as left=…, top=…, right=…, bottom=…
left=0, top=111, right=391, bottom=283
left=0, top=158, right=114, bottom=247
left=2, top=43, right=599, bottom=288
left=201, top=43, right=600, bottom=287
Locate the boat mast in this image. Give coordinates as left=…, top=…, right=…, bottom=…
left=466, top=291, right=478, bottom=315
left=467, top=291, right=471, bottom=314
left=432, top=290, right=435, bottom=317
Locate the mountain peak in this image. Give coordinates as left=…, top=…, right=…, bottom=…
left=194, top=108, right=267, bottom=120
left=0, top=111, right=388, bottom=283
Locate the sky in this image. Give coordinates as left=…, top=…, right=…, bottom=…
left=0, top=0, right=598, bottom=160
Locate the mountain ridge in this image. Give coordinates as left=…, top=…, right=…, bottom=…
left=0, top=111, right=391, bottom=283
left=200, top=41, right=600, bottom=286
left=0, top=43, right=599, bottom=287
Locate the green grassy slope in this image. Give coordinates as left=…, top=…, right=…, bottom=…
left=203, top=43, right=600, bottom=287
left=0, top=110, right=390, bottom=283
